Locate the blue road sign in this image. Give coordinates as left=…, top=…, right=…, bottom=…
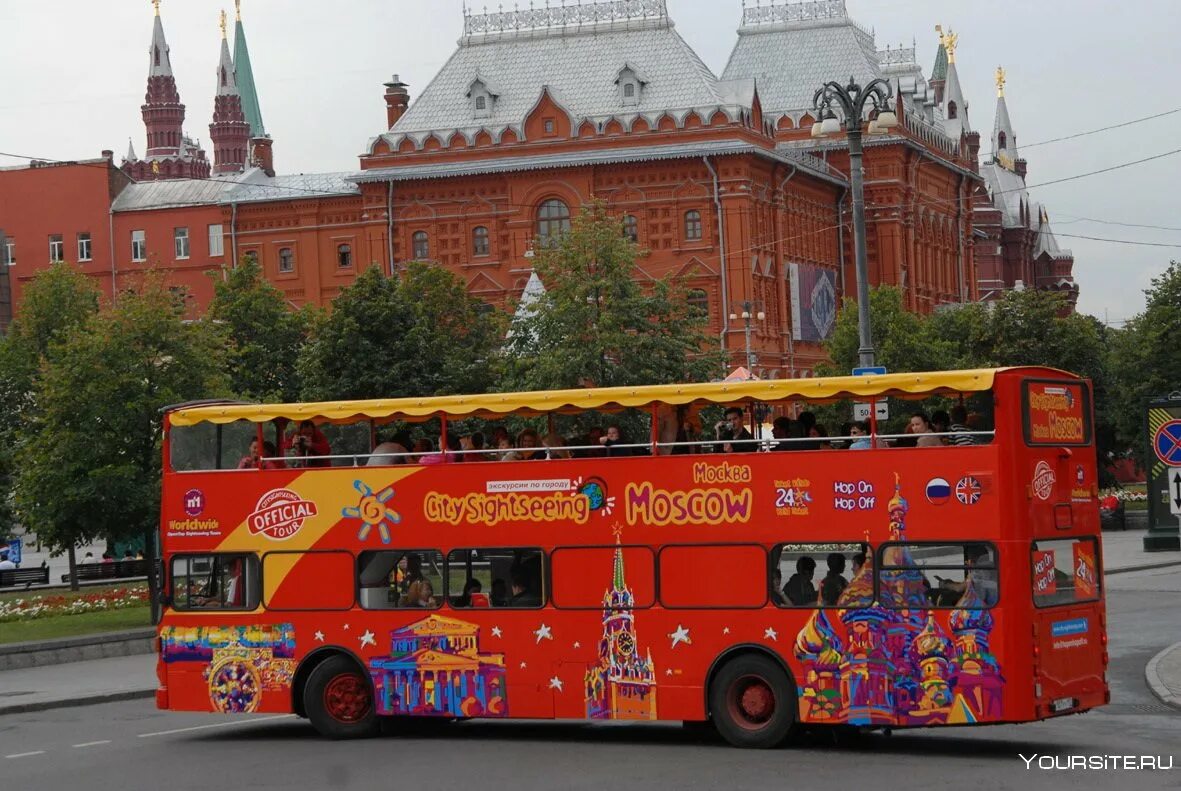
left=852, top=366, right=887, bottom=376
left=1154, top=419, right=1181, bottom=466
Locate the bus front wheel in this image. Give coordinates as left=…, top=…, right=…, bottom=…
left=304, top=655, right=379, bottom=739
left=708, top=654, right=796, bottom=749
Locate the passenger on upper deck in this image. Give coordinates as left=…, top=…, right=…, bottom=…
left=368, top=432, right=411, bottom=466
left=543, top=432, right=571, bottom=460
left=237, top=440, right=286, bottom=470
left=284, top=421, right=331, bottom=467
left=715, top=407, right=756, bottom=453
left=599, top=425, right=630, bottom=457
left=909, top=412, right=943, bottom=448
left=848, top=421, right=872, bottom=450
left=948, top=405, right=975, bottom=446
left=771, top=417, right=794, bottom=451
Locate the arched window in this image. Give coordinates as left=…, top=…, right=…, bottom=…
left=412, top=231, right=430, bottom=260
left=623, top=83, right=635, bottom=99
left=475, top=96, right=486, bottom=111
left=687, top=288, right=709, bottom=316
left=947, top=101, right=957, bottom=120
left=472, top=226, right=490, bottom=257
left=536, top=199, right=571, bottom=247
left=337, top=243, right=352, bottom=268
left=684, top=210, right=703, bottom=241
left=278, top=247, right=294, bottom=273
left=997, top=131, right=1007, bottom=150
left=622, top=214, right=638, bottom=243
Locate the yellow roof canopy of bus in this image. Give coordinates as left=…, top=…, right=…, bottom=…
left=165, top=368, right=1015, bottom=427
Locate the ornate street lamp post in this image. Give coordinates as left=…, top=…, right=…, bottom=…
left=728, top=300, right=765, bottom=377
left=811, top=76, right=898, bottom=368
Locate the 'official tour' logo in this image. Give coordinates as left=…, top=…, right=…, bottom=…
left=1032, top=461, right=1056, bottom=501
left=249, top=488, right=318, bottom=540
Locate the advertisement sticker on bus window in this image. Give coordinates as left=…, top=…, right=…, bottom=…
left=1073, top=541, right=1098, bottom=599
left=249, top=488, right=318, bottom=540
left=1024, top=380, right=1090, bottom=446
left=1032, top=550, right=1057, bottom=596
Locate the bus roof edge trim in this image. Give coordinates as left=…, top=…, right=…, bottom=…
left=164, top=367, right=1063, bottom=427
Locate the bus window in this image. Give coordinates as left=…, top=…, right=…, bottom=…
left=1032, top=537, right=1100, bottom=607
left=170, top=420, right=263, bottom=471
left=446, top=548, right=546, bottom=608
left=878, top=542, right=997, bottom=609
left=772, top=542, right=865, bottom=607
left=171, top=553, right=259, bottom=610
left=658, top=544, right=766, bottom=609
left=358, top=550, right=444, bottom=610
left=317, top=421, right=371, bottom=466
left=550, top=546, right=655, bottom=609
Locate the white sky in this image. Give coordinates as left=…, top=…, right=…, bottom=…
left=1, top=0, right=1178, bottom=324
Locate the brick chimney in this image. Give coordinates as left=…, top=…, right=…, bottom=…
left=964, top=131, right=981, bottom=173
left=1014, top=158, right=1028, bottom=180
left=384, top=75, right=410, bottom=129
left=250, top=136, right=274, bottom=177
left=101, top=149, right=114, bottom=161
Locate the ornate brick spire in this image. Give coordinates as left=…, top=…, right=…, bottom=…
left=210, top=10, right=251, bottom=175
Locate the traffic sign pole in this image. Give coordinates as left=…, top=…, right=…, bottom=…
left=1144, top=396, right=1181, bottom=552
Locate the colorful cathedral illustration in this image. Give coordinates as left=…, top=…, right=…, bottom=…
left=369, top=614, right=508, bottom=718
left=584, top=538, right=658, bottom=720
left=794, top=476, right=1004, bottom=726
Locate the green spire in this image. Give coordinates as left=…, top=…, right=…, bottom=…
left=931, top=43, right=947, bottom=81
left=233, top=11, right=265, bottom=138
left=613, top=544, right=626, bottom=591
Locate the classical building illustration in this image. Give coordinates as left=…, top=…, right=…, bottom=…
left=584, top=539, right=658, bottom=720
left=368, top=614, right=508, bottom=718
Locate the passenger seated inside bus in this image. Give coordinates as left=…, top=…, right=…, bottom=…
left=770, top=568, right=789, bottom=605
left=237, top=440, right=285, bottom=470
left=490, top=578, right=508, bottom=607
left=509, top=568, right=541, bottom=607
left=284, top=420, right=331, bottom=467
left=368, top=432, right=411, bottom=466
left=819, top=553, right=849, bottom=605
left=403, top=579, right=439, bottom=608
left=783, top=556, right=818, bottom=605
left=600, top=425, right=629, bottom=457
left=455, top=578, right=487, bottom=607
left=714, top=407, right=756, bottom=453
left=938, top=544, right=998, bottom=607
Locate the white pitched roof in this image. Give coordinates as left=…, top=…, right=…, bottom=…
left=979, top=160, right=1027, bottom=228
left=149, top=13, right=173, bottom=78
left=390, top=12, right=725, bottom=137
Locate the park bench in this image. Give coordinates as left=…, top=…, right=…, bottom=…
left=0, top=566, right=51, bottom=587
left=60, top=559, right=148, bottom=584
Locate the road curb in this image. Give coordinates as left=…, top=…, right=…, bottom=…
left=0, top=688, right=155, bottom=717
left=1145, top=642, right=1181, bottom=712
left=1106, top=560, right=1181, bottom=576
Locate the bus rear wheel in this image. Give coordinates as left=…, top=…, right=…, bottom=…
left=708, top=655, right=796, bottom=749
left=304, top=655, right=378, bottom=739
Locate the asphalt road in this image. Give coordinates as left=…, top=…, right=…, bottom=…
left=2, top=566, right=1179, bottom=791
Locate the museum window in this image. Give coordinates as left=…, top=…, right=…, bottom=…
left=337, top=243, right=352, bottom=268
left=412, top=231, right=430, bottom=260
left=536, top=199, right=571, bottom=248
left=131, top=230, right=146, bottom=263
left=208, top=224, right=224, bottom=257
left=48, top=234, right=64, bottom=263
left=77, top=232, right=92, bottom=262
left=622, top=214, right=638, bottom=243
left=174, top=227, right=190, bottom=260
left=278, top=247, right=295, bottom=273
left=472, top=226, right=490, bottom=257
left=684, top=210, right=703, bottom=242
left=687, top=288, right=709, bottom=317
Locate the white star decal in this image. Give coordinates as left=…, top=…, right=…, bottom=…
left=519, top=661, right=527, bottom=669
left=669, top=624, right=692, bottom=649
left=491, top=626, right=502, bottom=638
left=549, top=676, right=564, bottom=692
left=533, top=623, right=553, bottom=644
left=764, top=627, right=778, bottom=642
left=573, top=641, right=581, bottom=649
left=665, top=669, right=673, bottom=676
left=723, top=627, right=730, bottom=635
left=359, top=629, right=376, bottom=648
left=343, top=623, right=350, bottom=631
left=314, top=630, right=325, bottom=642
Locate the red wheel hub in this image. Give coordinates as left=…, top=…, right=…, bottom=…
left=323, top=673, right=372, bottom=724
left=728, top=675, right=776, bottom=730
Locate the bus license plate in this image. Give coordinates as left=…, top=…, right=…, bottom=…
left=1052, top=697, right=1074, bottom=713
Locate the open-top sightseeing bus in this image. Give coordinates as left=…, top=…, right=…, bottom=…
left=156, top=366, right=1107, bottom=748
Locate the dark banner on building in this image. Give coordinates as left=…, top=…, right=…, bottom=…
left=789, top=262, right=837, bottom=342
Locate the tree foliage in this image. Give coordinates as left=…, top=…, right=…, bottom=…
left=207, top=259, right=309, bottom=401
left=299, top=263, right=504, bottom=401
left=15, top=277, right=229, bottom=565
left=502, top=202, right=722, bottom=391
left=1109, top=261, right=1181, bottom=461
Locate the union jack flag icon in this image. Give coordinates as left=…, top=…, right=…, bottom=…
left=955, top=476, right=982, bottom=505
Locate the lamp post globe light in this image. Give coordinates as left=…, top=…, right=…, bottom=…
left=728, top=300, right=765, bottom=377
left=811, top=76, right=898, bottom=368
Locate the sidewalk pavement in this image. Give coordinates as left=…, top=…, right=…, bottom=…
left=1, top=529, right=1178, bottom=718
left=0, top=653, right=157, bottom=715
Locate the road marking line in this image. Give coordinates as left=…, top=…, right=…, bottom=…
left=137, top=714, right=293, bottom=738
left=5, top=751, right=46, bottom=759
left=72, top=741, right=111, bottom=748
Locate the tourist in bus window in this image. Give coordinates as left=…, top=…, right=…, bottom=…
left=405, top=579, right=438, bottom=608
left=939, top=544, right=998, bottom=607
left=714, top=407, right=755, bottom=453
left=368, top=432, right=412, bottom=466
left=770, top=568, right=789, bottom=606
left=948, top=405, right=975, bottom=446
left=909, top=413, right=942, bottom=447
left=509, top=429, right=544, bottom=461
left=819, top=553, right=849, bottom=605
left=284, top=420, right=331, bottom=467
left=237, top=440, right=285, bottom=470
left=930, top=410, right=951, bottom=440
left=509, top=567, right=541, bottom=607
left=783, top=556, right=818, bottom=606
left=490, top=578, right=509, bottom=607
left=770, top=416, right=795, bottom=451
left=848, top=421, right=871, bottom=449
left=599, top=425, right=629, bottom=457
left=543, top=432, right=571, bottom=460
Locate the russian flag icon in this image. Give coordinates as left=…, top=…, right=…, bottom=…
left=925, top=477, right=951, bottom=505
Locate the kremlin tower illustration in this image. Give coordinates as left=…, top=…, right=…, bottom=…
left=584, top=531, right=657, bottom=720
left=793, top=476, right=1004, bottom=726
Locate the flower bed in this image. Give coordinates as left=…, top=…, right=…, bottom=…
left=0, top=584, right=150, bottom=623
left=1101, top=488, right=1148, bottom=502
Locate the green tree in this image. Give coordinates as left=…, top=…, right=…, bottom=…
left=15, top=277, right=229, bottom=595
left=1109, top=261, right=1181, bottom=461
left=818, top=286, right=953, bottom=375
left=299, top=263, right=503, bottom=400
left=503, top=202, right=722, bottom=391
left=207, top=258, right=309, bottom=401
left=0, top=263, right=100, bottom=537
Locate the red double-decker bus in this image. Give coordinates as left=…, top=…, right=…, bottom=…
left=156, top=366, right=1107, bottom=747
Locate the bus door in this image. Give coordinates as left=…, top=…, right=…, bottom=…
left=1030, top=536, right=1107, bottom=717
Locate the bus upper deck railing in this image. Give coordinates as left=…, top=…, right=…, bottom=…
left=201, top=430, right=998, bottom=471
